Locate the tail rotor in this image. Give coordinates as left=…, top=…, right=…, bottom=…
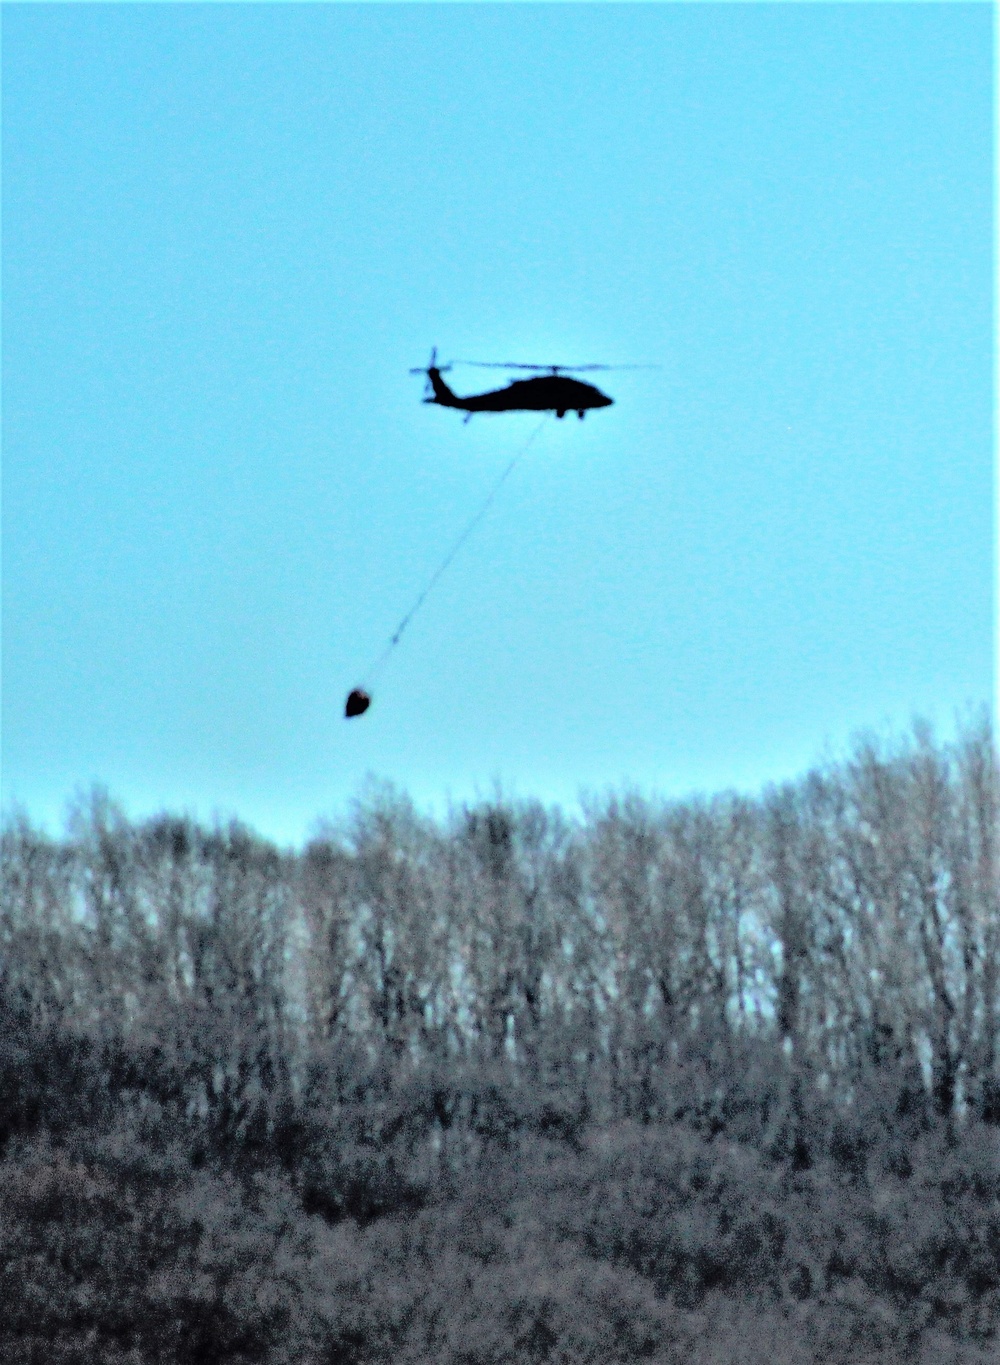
left=409, top=346, right=452, bottom=398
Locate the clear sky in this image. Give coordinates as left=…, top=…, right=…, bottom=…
left=3, top=3, right=994, bottom=845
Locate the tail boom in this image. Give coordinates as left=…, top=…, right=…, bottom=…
left=425, top=367, right=466, bottom=409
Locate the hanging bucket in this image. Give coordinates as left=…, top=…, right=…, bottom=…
left=345, top=688, right=371, bottom=719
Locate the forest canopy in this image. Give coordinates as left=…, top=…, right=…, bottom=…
left=2, top=715, right=997, bottom=1364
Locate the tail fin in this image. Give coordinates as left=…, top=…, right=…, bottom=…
left=411, top=348, right=465, bottom=408
left=426, top=365, right=460, bottom=407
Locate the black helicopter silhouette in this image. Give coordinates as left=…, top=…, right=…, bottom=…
left=411, top=349, right=649, bottom=421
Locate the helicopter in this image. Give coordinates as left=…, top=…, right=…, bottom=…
left=344, top=349, right=654, bottom=719
left=410, top=349, right=647, bottom=421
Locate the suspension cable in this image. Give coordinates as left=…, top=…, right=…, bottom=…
left=359, top=415, right=549, bottom=690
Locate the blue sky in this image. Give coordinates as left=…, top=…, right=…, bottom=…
left=2, top=3, right=993, bottom=844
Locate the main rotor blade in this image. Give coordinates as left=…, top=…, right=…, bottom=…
left=451, top=361, right=553, bottom=370
left=451, top=360, right=659, bottom=373
left=552, top=363, right=661, bottom=372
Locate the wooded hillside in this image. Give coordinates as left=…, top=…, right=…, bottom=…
left=2, top=718, right=997, bottom=1363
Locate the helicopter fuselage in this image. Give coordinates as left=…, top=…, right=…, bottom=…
left=425, top=367, right=613, bottom=419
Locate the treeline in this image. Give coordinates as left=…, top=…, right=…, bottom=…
left=1, top=716, right=998, bottom=1363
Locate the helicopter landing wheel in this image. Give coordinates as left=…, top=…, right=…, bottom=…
left=577, top=410, right=585, bottom=419
left=556, top=410, right=566, bottom=419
